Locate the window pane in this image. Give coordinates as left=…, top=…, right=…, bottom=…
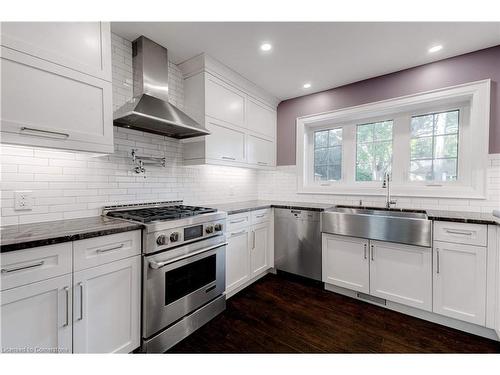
left=435, top=110, right=459, bottom=135
left=434, top=134, right=458, bottom=158
left=328, top=146, right=342, bottom=165
left=374, top=121, right=393, bottom=141
left=314, top=165, right=327, bottom=181
left=410, top=160, right=433, bottom=181
left=356, top=163, right=373, bottom=181
left=411, top=137, right=433, bottom=159
left=411, top=114, right=434, bottom=137
left=434, top=159, right=458, bottom=181
left=328, top=165, right=341, bottom=181
left=314, top=130, right=328, bottom=148
left=356, top=121, right=393, bottom=182
left=314, top=148, right=328, bottom=165
left=328, top=129, right=342, bottom=146
left=357, top=123, right=373, bottom=143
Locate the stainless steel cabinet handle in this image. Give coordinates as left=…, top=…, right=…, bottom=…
left=436, top=249, right=440, bottom=274
left=370, top=245, right=374, bottom=261
left=78, top=283, right=84, bottom=321
left=364, top=244, right=367, bottom=259
left=63, top=287, right=69, bottom=327
left=445, top=229, right=473, bottom=236
left=221, top=156, right=236, bottom=160
left=255, top=214, right=266, bottom=218
left=230, top=229, right=246, bottom=236
left=252, top=231, right=256, bottom=249
left=21, top=126, right=69, bottom=138
left=96, top=243, right=124, bottom=253
left=230, top=218, right=246, bottom=224
left=1, top=260, right=44, bottom=273
left=257, top=162, right=268, bottom=165
left=149, top=243, right=227, bottom=269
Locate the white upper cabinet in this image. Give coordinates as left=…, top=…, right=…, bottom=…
left=180, top=53, right=278, bottom=169
left=369, top=241, right=432, bottom=311
left=1, top=22, right=113, bottom=153
left=246, top=98, right=276, bottom=139
left=1, top=22, right=112, bottom=81
left=433, top=241, right=487, bottom=325
left=246, top=134, right=275, bottom=167
left=205, top=75, right=245, bottom=127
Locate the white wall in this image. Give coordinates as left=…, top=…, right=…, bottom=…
left=0, top=34, right=258, bottom=226
left=257, top=158, right=500, bottom=213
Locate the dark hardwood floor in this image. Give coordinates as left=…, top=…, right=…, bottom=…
left=167, top=273, right=500, bottom=353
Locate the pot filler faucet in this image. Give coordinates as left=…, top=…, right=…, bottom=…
left=382, top=172, right=397, bottom=209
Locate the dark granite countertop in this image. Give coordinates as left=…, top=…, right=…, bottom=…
left=0, top=216, right=143, bottom=253
left=210, top=200, right=334, bottom=215
left=211, top=200, right=500, bottom=225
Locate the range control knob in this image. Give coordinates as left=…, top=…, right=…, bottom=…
left=214, top=223, right=223, bottom=232
left=205, top=225, right=214, bottom=234
left=156, top=234, right=167, bottom=246
left=170, top=232, right=180, bottom=242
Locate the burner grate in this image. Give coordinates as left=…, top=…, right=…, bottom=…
left=106, top=205, right=217, bottom=223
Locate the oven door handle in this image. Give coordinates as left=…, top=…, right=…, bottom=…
left=148, top=242, right=227, bottom=270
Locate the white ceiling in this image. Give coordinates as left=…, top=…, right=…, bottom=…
left=111, top=22, right=500, bottom=101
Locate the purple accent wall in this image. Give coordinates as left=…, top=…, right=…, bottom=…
left=277, top=45, right=500, bottom=165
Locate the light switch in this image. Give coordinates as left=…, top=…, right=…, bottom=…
left=14, top=191, right=34, bottom=211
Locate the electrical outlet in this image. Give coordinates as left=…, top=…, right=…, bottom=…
left=14, top=191, right=34, bottom=211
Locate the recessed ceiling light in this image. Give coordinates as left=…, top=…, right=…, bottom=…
left=303, top=83, right=312, bottom=89
left=428, top=45, right=443, bottom=53
left=260, top=43, right=272, bottom=52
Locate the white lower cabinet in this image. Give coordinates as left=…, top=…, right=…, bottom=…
left=0, top=274, right=73, bottom=353
left=72, top=255, right=141, bottom=353
left=322, top=234, right=369, bottom=294
left=225, top=210, right=273, bottom=297
left=433, top=241, right=487, bottom=325
left=226, top=228, right=251, bottom=293
left=251, top=222, right=270, bottom=275
left=370, top=241, right=432, bottom=311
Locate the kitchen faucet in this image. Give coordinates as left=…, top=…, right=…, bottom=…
left=382, top=172, right=397, bottom=209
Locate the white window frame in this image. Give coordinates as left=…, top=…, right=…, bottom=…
left=296, top=80, right=490, bottom=199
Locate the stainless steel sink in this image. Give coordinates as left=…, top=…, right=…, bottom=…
left=321, top=206, right=432, bottom=247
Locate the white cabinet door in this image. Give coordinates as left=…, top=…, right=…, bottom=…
left=1, top=47, right=113, bottom=153
left=73, top=256, right=140, bottom=353
left=0, top=274, right=72, bottom=354
left=251, top=222, right=270, bottom=276
left=205, top=75, right=245, bottom=127
left=246, top=134, right=275, bottom=167
left=246, top=98, right=276, bottom=139
left=370, top=241, right=432, bottom=311
left=226, top=227, right=251, bottom=293
left=1, top=22, right=112, bottom=81
left=322, top=234, right=369, bottom=294
left=205, top=118, right=246, bottom=163
left=433, top=241, right=487, bottom=325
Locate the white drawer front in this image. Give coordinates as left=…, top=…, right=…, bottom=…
left=251, top=209, right=271, bottom=225
left=1, top=242, right=72, bottom=291
left=73, top=230, right=141, bottom=271
left=227, top=212, right=251, bottom=231
left=433, top=221, right=487, bottom=247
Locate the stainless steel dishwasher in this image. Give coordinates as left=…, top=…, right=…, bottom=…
left=274, top=208, right=322, bottom=281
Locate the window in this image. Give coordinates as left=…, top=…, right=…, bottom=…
left=409, top=110, right=459, bottom=182
left=313, top=128, right=342, bottom=181
left=296, top=80, right=489, bottom=199
left=356, top=120, right=393, bottom=181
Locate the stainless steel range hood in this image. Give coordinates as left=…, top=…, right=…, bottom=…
left=113, top=36, right=209, bottom=139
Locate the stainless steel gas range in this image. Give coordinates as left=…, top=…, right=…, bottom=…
left=103, top=201, right=227, bottom=353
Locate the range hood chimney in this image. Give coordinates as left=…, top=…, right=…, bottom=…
left=113, top=36, right=209, bottom=139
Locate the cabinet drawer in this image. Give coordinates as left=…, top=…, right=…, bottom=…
left=73, top=230, right=141, bottom=271
left=227, top=212, right=251, bottom=231
left=1, top=242, right=72, bottom=291
left=433, top=221, right=487, bottom=247
left=251, top=209, right=271, bottom=224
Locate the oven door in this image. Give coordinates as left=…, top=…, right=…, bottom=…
left=143, top=237, right=226, bottom=339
